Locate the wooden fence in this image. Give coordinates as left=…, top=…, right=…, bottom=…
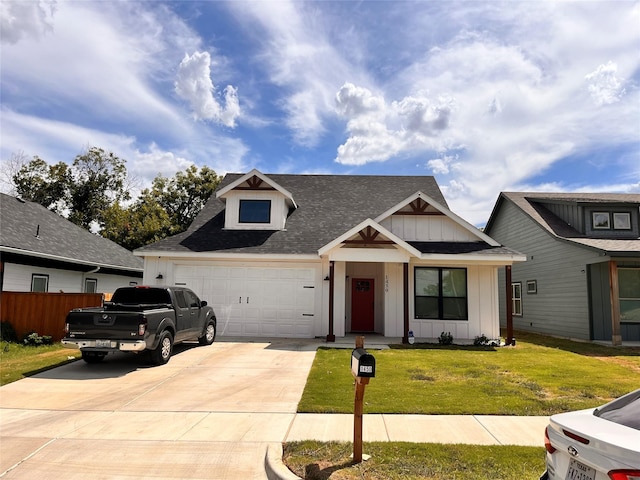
left=1, top=292, right=103, bottom=342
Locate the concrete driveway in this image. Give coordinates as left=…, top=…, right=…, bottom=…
left=0, top=338, right=319, bottom=479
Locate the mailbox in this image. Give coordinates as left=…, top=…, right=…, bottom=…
left=351, top=348, right=376, bottom=378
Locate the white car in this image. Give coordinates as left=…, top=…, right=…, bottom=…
left=541, top=388, right=640, bottom=480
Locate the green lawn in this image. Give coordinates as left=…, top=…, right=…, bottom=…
left=287, top=332, right=639, bottom=479
left=0, top=342, right=80, bottom=386
left=284, top=441, right=544, bottom=480
left=297, top=332, right=640, bottom=415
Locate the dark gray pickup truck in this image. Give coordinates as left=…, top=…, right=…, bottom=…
left=62, top=286, right=216, bottom=365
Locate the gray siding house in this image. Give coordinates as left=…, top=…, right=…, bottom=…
left=485, top=192, right=640, bottom=344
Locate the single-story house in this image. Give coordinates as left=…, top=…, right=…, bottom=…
left=484, top=192, right=640, bottom=344
left=135, top=170, right=524, bottom=341
left=0, top=193, right=143, bottom=294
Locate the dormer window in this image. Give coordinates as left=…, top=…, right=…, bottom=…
left=239, top=199, right=271, bottom=223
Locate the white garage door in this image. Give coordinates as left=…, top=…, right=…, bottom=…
left=174, top=265, right=318, bottom=338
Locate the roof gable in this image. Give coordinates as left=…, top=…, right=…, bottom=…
left=376, top=191, right=500, bottom=246
left=215, top=169, right=297, bottom=209
left=318, top=218, right=422, bottom=257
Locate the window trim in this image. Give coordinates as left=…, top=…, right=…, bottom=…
left=526, top=280, right=537, bottom=294
left=592, top=212, right=611, bottom=230
left=84, top=278, right=98, bottom=293
left=613, top=212, right=631, bottom=230
left=239, top=199, right=271, bottom=224
left=414, top=267, right=468, bottom=321
left=31, top=274, right=49, bottom=292
left=512, top=282, right=522, bottom=316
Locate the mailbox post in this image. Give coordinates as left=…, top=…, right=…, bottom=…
left=351, top=336, right=375, bottom=463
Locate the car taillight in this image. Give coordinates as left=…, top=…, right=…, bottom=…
left=544, top=427, right=556, bottom=454
left=608, top=471, right=640, bottom=480
left=138, top=316, right=147, bottom=335
left=64, top=322, right=69, bottom=334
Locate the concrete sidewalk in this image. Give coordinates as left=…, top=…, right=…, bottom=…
left=266, top=412, right=548, bottom=479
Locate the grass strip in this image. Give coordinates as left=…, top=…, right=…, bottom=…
left=0, top=342, right=80, bottom=386
left=284, top=441, right=545, bottom=480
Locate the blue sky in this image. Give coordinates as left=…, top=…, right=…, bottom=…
left=1, top=1, right=638, bottom=226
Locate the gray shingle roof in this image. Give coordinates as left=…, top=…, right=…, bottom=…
left=489, top=192, right=640, bottom=255
left=0, top=193, right=143, bottom=272
left=137, top=173, right=451, bottom=255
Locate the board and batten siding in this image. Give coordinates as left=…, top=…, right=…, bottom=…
left=380, top=214, right=478, bottom=242
left=489, top=200, right=602, bottom=340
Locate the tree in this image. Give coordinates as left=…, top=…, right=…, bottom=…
left=8, top=147, right=131, bottom=229
left=145, top=165, right=220, bottom=233
left=100, top=165, right=220, bottom=250
left=12, top=156, right=71, bottom=214
left=100, top=200, right=173, bottom=251
left=67, top=147, right=130, bottom=229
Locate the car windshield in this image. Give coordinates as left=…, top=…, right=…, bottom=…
left=593, top=388, right=640, bottom=430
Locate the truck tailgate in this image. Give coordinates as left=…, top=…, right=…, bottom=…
left=66, top=310, right=144, bottom=339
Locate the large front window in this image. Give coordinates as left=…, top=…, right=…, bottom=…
left=415, top=267, right=467, bottom=320
left=619, top=268, right=640, bottom=323
left=239, top=199, right=271, bottom=223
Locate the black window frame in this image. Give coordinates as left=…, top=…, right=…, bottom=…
left=239, top=199, right=271, bottom=224
left=414, top=267, right=468, bottom=320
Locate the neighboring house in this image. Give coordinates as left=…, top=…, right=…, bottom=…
left=0, top=193, right=143, bottom=294
left=135, top=169, right=523, bottom=341
left=485, top=192, right=640, bottom=344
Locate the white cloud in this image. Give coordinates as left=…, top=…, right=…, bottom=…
left=0, top=0, right=56, bottom=44
left=226, top=1, right=372, bottom=147
left=585, top=61, right=626, bottom=106
left=175, top=51, right=240, bottom=127
left=334, top=84, right=459, bottom=165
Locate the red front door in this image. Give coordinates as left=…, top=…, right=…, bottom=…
left=351, top=278, right=374, bottom=332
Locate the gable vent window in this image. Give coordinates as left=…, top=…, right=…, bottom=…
left=239, top=199, right=271, bottom=223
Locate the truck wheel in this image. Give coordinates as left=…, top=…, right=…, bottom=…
left=82, top=351, right=106, bottom=364
left=151, top=330, right=173, bottom=365
left=198, top=320, right=216, bottom=346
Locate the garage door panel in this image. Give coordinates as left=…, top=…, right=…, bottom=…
left=174, top=265, right=318, bottom=338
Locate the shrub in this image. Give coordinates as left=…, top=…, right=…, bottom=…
left=22, top=331, right=53, bottom=346
left=1, top=321, right=18, bottom=343
left=438, top=331, right=453, bottom=345
left=474, top=334, right=501, bottom=347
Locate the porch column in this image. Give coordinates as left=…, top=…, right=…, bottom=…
left=402, top=263, right=409, bottom=344
left=505, top=265, right=514, bottom=346
left=326, top=261, right=336, bottom=342
left=609, top=260, right=622, bottom=346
